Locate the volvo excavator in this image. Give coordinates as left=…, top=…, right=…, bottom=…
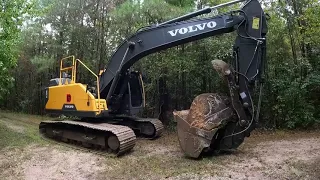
left=40, top=0, right=268, bottom=158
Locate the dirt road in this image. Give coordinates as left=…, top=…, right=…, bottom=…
left=0, top=112, right=319, bottom=180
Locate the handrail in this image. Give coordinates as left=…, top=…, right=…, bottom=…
left=139, top=73, right=146, bottom=108
left=59, top=56, right=75, bottom=84
left=75, top=59, right=101, bottom=114
left=59, top=56, right=102, bottom=114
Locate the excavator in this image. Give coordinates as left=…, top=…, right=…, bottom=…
left=40, top=0, right=268, bottom=158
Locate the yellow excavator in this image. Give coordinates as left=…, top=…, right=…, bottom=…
left=40, top=0, right=268, bottom=158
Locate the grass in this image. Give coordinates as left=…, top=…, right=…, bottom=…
left=0, top=110, right=52, bottom=125
left=289, top=158, right=320, bottom=180
left=96, top=154, right=224, bottom=179
left=0, top=112, right=47, bottom=150
left=96, top=132, right=242, bottom=179
left=0, top=112, right=50, bottom=179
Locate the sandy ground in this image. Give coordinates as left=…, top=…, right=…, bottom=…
left=1, top=137, right=319, bottom=180
left=0, top=112, right=319, bottom=180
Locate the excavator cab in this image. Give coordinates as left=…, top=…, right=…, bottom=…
left=110, top=71, right=145, bottom=116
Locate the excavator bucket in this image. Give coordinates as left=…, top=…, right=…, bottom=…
left=174, top=60, right=235, bottom=158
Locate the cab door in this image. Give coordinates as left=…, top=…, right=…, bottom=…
left=128, top=72, right=145, bottom=116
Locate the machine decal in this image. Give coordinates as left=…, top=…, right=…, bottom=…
left=62, top=104, right=77, bottom=110
left=167, top=21, right=217, bottom=37
left=252, top=17, right=260, bottom=30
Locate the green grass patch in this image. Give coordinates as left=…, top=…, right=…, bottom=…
left=0, top=119, right=45, bottom=150
left=0, top=110, right=52, bottom=125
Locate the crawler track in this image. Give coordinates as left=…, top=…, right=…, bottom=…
left=134, top=118, right=164, bottom=139
left=39, top=120, right=136, bottom=156
left=109, top=117, right=164, bottom=139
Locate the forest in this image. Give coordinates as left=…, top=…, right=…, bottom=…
left=0, top=0, right=319, bottom=129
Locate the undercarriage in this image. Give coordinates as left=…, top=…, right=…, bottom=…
left=39, top=118, right=164, bottom=156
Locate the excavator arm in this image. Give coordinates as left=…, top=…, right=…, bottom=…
left=99, top=0, right=267, bottom=106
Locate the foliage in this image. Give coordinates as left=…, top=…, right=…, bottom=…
left=304, top=4, right=320, bottom=45
left=0, top=0, right=319, bottom=129
left=0, top=0, right=34, bottom=99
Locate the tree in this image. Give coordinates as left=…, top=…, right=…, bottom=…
left=1, top=0, right=319, bottom=129
left=0, top=0, right=35, bottom=100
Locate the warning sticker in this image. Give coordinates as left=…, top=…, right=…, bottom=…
left=252, top=17, right=260, bottom=30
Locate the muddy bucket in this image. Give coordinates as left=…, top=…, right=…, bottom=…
left=174, top=93, right=234, bottom=158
